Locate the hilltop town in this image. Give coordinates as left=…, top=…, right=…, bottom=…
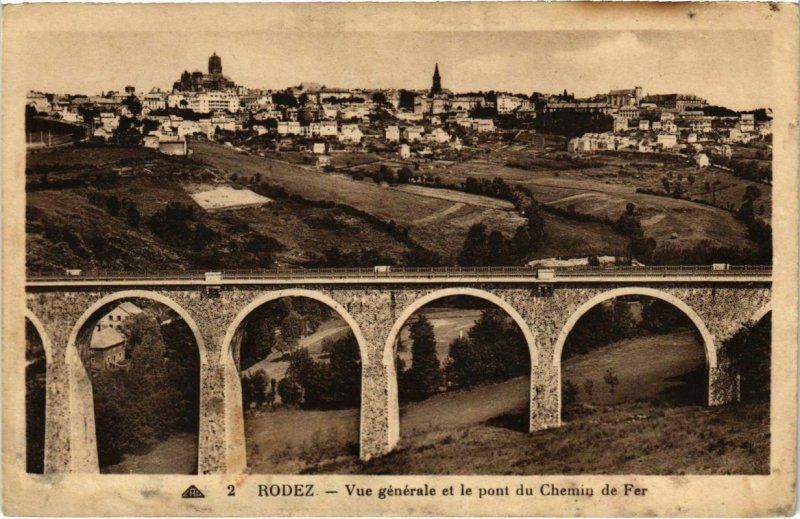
left=27, top=53, right=771, bottom=169
left=25, top=52, right=772, bottom=273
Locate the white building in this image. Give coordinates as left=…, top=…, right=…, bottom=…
left=656, top=133, right=678, bottom=149
left=142, top=92, right=167, bottom=111
left=190, top=92, right=240, bottom=114
left=694, top=153, right=710, bottom=168
left=737, top=113, right=756, bottom=133
left=338, top=124, right=363, bottom=144
left=385, top=126, right=400, bottom=143
left=403, top=126, right=425, bottom=143
left=399, top=144, right=411, bottom=159
left=427, top=127, right=451, bottom=144
left=662, top=120, right=678, bottom=134
left=317, top=155, right=332, bottom=168
left=472, top=119, right=495, bottom=132
left=496, top=94, right=523, bottom=114
left=319, top=121, right=338, bottom=137
left=277, top=121, right=302, bottom=135
left=26, top=92, right=51, bottom=113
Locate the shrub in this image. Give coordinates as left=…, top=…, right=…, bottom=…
left=277, top=377, right=303, bottom=406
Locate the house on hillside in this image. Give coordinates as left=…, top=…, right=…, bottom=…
left=694, top=153, right=710, bottom=168
left=87, top=302, right=144, bottom=370
left=402, top=126, right=424, bottom=143
left=656, top=133, right=677, bottom=149
left=97, top=302, right=143, bottom=331
left=159, top=136, right=188, bottom=156
left=472, top=119, right=495, bottom=132
left=92, top=126, right=114, bottom=141
left=143, top=133, right=160, bottom=149
left=90, top=327, right=126, bottom=369
left=316, top=155, right=332, bottom=168
left=338, top=124, right=363, bottom=144
left=385, top=125, right=400, bottom=143
left=427, top=127, right=451, bottom=144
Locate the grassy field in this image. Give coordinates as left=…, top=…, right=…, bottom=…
left=190, top=142, right=525, bottom=262
left=26, top=143, right=766, bottom=270
left=103, top=433, right=198, bottom=474
left=401, top=146, right=765, bottom=255
left=322, top=399, right=768, bottom=475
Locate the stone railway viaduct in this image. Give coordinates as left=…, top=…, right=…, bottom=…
left=24, top=266, right=772, bottom=474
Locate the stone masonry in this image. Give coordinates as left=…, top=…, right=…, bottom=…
left=25, top=280, right=771, bottom=474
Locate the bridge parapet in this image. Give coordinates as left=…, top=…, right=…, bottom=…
left=26, top=265, right=772, bottom=286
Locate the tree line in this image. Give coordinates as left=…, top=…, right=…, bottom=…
left=241, top=331, right=361, bottom=411
left=396, top=308, right=530, bottom=403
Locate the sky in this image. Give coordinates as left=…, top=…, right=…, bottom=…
left=22, top=30, right=772, bottom=110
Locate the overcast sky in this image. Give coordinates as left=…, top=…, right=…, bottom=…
left=23, top=30, right=771, bottom=110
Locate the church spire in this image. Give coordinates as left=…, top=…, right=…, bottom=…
left=431, top=63, right=442, bottom=95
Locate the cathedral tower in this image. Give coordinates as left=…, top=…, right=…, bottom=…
left=431, top=63, right=442, bottom=95
left=208, top=52, right=222, bottom=75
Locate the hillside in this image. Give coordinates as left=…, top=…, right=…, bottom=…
left=25, top=147, right=413, bottom=272
left=25, top=142, right=765, bottom=273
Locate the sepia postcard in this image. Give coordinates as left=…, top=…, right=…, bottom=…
left=2, top=2, right=798, bottom=516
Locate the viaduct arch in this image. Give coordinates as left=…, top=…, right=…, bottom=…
left=220, top=289, right=369, bottom=472
left=65, top=290, right=208, bottom=473
left=751, top=303, right=772, bottom=325
left=551, top=286, right=718, bottom=421
left=23, top=269, right=772, bottom=473
left=24, top=310, right=52, bottom=473
left=384, top=287, right=539, bottom=443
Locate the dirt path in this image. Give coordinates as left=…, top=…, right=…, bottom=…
left=413, top=202, right=465, bottom=225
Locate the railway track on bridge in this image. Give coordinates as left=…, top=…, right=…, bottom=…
left=26, top=265, right=772, bottom=285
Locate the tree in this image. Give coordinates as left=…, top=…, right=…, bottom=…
left=743, top=185, right=762, bottom=204
left=325, top=332, right=361, bottom=408
left=241, top=370, right=270, bottom=410
left=398, top=90, right=416, bottom=110
left=277, top=377, right=303, bottom=406
left=526, top=209, right=546, bottom=252
left=123, top=95, right=143, bottom=117
left=603, top=368, right=619, bottom=395
left=403, top=315, right=441, bottom=401
left=641, top=299, right=691, bottom=334
left=457, top=223, right=488, bottom=266
left=285, top=347, right=332, bottom=408
left=511, top=226, right=532, bottom=260
left=487, top=230, right=507, bottom=265
left=447, top=308, right=528, bottom=389
left=126, top=204, right=140, bottom=228
left=280, top=310, right=305, bottom=348
left=106, top=195, right=120, bottom=217
left=397, top=167, right=412, bottom=184
left=93, top=310, right=190, bottom=467
left=371, top=92, right=388, bottom=105
left=613, top=205, right=652, bottom=262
